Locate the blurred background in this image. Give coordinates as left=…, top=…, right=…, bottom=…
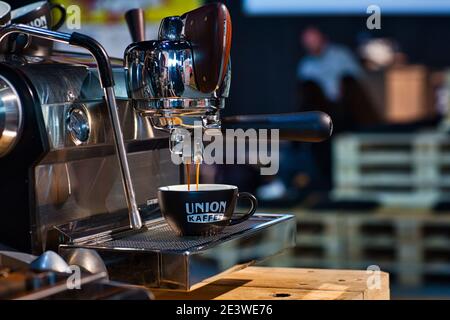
left=11, top=0, right=450, bottom=299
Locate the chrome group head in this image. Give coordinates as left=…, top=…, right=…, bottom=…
left=124, top=14, right=231, bottom=132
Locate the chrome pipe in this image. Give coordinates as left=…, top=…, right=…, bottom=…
left=0, top=23, right=71, bottom=44
left=104, top=87, right=142, bottom=229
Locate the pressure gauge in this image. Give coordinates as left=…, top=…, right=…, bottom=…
left=66, top=106, right=90, bottom=145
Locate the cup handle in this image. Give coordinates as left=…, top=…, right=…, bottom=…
left=229, top=192, right=258, bottom=226
left=50, top=4, right=67, bottom=31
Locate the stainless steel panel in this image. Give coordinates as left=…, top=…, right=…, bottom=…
left=34, top=149, right=180, bottom=252
left=33, top=94, right=179, bottom=251
left=40, top=99, right=168, bottom=151
left=59, top=213, right=296, bottom=290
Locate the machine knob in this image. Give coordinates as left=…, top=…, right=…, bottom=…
left=66, top=106, right=90, bottom=145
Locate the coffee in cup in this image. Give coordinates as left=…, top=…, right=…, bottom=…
left=158, top=184, right=257, bottom=236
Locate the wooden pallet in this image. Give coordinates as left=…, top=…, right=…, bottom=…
left=261, top=208, right=450, bottom=288
left=344, top=213, right=421, bottom=286
left=262, top=212, right=346, bottom=269
left=333, top=132, right=450, bottom=207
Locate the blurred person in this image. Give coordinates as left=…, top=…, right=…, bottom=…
left=299, top=27, right=381, bottom=187
left=298, top=26, right=381, bottom=128
left=298, top=26, right=362, bottom=104
left=257, top=27, right=382, bottom=204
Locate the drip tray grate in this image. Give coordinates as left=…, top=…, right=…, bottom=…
left=61, top=213, right=296, bottom=290
left=85, top=215, right=278, bottom=252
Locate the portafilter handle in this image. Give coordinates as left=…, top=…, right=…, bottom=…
left=0, top=24, right=143, bottom=230
left=221, top=111, right=333, bottom=142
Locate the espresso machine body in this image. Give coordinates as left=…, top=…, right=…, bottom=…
left=0, top=54, right=180, bottom=253
left=0, top=3, right=332, bottom=290
left=0, top=53, right=296, bottom=290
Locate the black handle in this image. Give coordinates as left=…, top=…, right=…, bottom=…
left=221, top=111, right=333, bottom=142
left=229, top=192, right=258, bottom=226
left=50, top=3, right=67, bottom=31
left=125, top=8, right=146, bottom=43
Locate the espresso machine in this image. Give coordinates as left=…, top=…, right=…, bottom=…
left=0, top=3, right=332, bottom=290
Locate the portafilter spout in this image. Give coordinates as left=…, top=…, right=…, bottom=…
left=0, top=24, right=143, bottom=230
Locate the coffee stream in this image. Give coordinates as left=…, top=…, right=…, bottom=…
left=185, top=161, right=201, bottom=191
left=185, top=163, right=191, bottom=191
left=196, top=161, right=200, bottom=191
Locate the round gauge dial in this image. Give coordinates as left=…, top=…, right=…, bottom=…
left=66, top=106, right=90, bottom=145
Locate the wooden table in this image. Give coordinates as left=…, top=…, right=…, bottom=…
left=153, top=267, right=390, bottom=300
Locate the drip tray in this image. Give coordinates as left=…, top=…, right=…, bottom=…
left=90, top=215, right=286, bottom=252
left=59, top=213, right=296, bottom=290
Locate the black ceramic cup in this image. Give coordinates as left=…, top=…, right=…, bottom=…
left=8, top=1, right=66, bottom=55
left=158, top=184, right=258, bottom=236
left=0, top=2, right=11, bottom=53
left=0, top=2, right=10, bottom=26
left=11, top=0, right=66, bottom=30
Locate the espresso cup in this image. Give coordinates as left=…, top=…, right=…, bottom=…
left=0, top=2, right=10, bottom=26
left=0, top=2, right=11, bottom=53
left=9, top=1, right=66, bottom=55
left=158, top=184, right=258, bottom=236
left=11, top=0, right=66, bottom=30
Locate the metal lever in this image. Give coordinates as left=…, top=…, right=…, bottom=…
left=125, top=8, right=146, bottom=43
left=0, top=24, right=143, bottom=230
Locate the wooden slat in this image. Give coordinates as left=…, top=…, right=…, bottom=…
left=153, top=286, right=363, bottom=300
left=153, top=267, right=390, bottom=300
